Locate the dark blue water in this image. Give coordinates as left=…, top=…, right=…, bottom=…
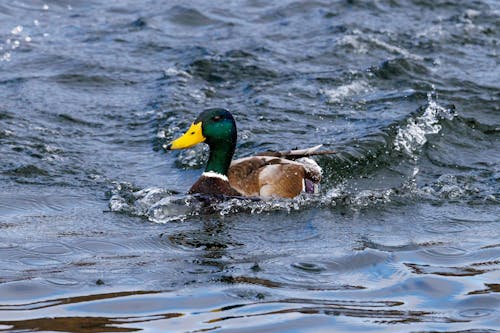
left=1, top=1, right=499, bottom=332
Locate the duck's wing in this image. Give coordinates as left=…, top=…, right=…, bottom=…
left=228, top=155, right=322, bottom=198
left=255, top=144, right=336, bottom=160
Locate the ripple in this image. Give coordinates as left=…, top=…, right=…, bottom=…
left=0, top=269, right=19, bottom=282
left=468, top=283, right=500, bottom=295
left=358, top=239, right=439, bottom=252
left=53, top=74, right=127, bottom=87
left=0, top=242, right=18, bottom=249
left=422, top=246, right=467, bottom=259
left=291, top=262, right=327, bottom=273
left=76, top=240, right=129, bottom=254
left=0, top=192, right=83, bottom=216
left=259, top=225, right=319, bottom=244
left=18, top=256, right=63, bottom=267
left=0, top=279, right=61, bottom=301
left=424, top=220, right=470, bottom=234
left=405, top=263, right=486, bottom=277
left=166, top=5, right=220, bottom=27
left=28, top=243, right=73, bottom=255
left=44, top=277, right=80, bottom=286
left=5, top=164, right=49, bottom=177
left=371, top=57, right=429, bottom=80
left=166, top=230, right=243, bottom=252
left=459, top=308, right=495, bottom=318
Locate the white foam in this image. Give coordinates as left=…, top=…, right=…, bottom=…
left=370, top=38, right=423, bottom=61
left=320, top=80, right=370, bottom=103
left=394, top=92, right=455, bottom=158
left=338, top=34, right=368, bottom=54
left=164, top=67, right=192, bottom=79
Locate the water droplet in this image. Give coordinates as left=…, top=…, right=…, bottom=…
left=11, top=25, right=23, bottom=35
left=11, top=40, right=20, bottom=49
left=1, top=52, right=11, bottom=62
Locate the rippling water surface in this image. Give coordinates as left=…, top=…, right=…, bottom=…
left=1, top=1, right=499, bottom=332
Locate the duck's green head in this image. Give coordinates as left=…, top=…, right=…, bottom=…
left=166, top=108, right=237, bottom=150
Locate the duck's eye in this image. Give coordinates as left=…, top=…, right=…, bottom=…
left=212, top=115, right=222, bottom=121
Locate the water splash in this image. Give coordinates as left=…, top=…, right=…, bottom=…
left=109, top=183, right=203, bottom=223
left=394, top=92, right=456, bottom=159
left=108, top=180, right=405, bottom=223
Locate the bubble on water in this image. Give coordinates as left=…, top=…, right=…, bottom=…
left=34, top=20, right=40, bottom=26
left=43, top=4, right=49, bottom=11
left=25, top=36, right=32, bottom=43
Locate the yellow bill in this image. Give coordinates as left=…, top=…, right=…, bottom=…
left=166, top=122, right=205, bottom=150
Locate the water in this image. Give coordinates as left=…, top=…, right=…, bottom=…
left=1, top=0, right=499, bottom=332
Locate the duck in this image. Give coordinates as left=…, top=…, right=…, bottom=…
left=164, top=108, right=334, bottom=198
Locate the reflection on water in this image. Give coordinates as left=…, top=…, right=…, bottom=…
left=0, top=278, right=498, bottom=332
left=1, top=0, right=499, bottom=332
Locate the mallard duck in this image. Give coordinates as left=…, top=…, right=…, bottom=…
left=164, top=108, right=334, bottom=198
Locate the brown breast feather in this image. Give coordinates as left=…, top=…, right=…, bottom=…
left=188, top=175, right=241, bottom=196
